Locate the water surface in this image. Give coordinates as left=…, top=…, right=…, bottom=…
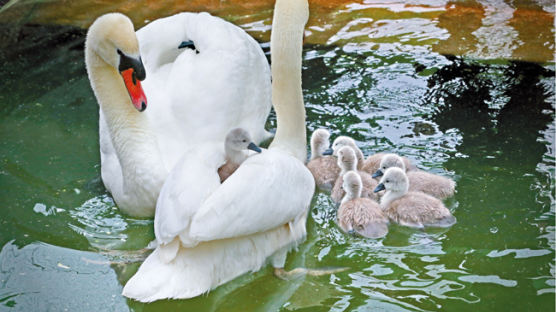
left=0, top=1, right=554, bottom=311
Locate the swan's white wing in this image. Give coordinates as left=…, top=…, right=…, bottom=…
left=188, top=148, right=315, bottom=243
left=137, top=12, right=271, bottom=171
left=154, top=143, right=223, bottom=246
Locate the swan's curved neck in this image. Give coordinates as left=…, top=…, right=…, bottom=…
left=269, top=0, right=308, bottom=162
left=86, top=48, right=167, bottom=197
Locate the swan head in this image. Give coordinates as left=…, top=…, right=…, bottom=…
left=311, top=129, right=332, bottom=158
left=373, top=153, right=405, bottom=178
left=374, top=167, right=408, bottom=194
left=86, top=13, right=147, bottom=112
left=342, top=170, right=362, bottom=199
left=336, top=146, right=357, bottom=173
left=225, top=128, right=262, bottom=153
left=332, top=136, right=357, bottom=156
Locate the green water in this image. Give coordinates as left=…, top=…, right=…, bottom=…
left=0, top=23, right=554, bottom=311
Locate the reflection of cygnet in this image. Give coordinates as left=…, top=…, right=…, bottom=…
left=338, top=171, right=388, bottom=238
left=374, top=167, right=456, bottom=229
left=373, top=153, right=455, bottom=199
left=331, top=146, right=378, bottom=204
left=307, top=129, right=340, bottom=191
left=218, top=128, right=262, bottom=183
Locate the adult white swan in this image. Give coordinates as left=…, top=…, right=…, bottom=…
left=85, top=12, right=271, bottom=217
left=122, top=0, right=314, bottom=302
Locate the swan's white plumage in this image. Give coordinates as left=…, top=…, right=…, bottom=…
left=137, top=12, right=272, bottom=168
left=153, top=143, right=224, bottom=247
left=189, top=148, right=314, bottom=242
left=93, top=12, right=271, bottom=216
left=123, top=0, right=312, bottom=301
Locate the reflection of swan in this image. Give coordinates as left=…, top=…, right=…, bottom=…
left=122, top=0, right=313, bottom=302
left=85, top=13, right=271, bottom=217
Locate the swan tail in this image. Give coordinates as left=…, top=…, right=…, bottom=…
left=123, top=225, right=299, bottom=302
left=157, top=238, right=180, bottom=263
left=122, top=247, right=212, bottom=302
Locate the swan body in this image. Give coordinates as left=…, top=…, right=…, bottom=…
left=123, top=0, right=312, bottom=301
left=87, top=12, right=271, bottom=217
left=374, top=167, right=456, bottom=228
left=373, top=153, right=455, bottom=199
left=338, top=171, right=388, bottom=238
left=307, top=129, right=340, bottom=191
left=331, top=146, right=378, bottom=204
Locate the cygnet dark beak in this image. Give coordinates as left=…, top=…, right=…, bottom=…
left=322, top=148, right=334, bottom=156
left=372, top=170, right=383, bottom=179
left=374, top=183, right=385, bottom=193
left=247, top=142, right=262, bottom=153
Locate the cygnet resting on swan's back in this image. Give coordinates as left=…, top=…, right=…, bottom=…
left=218, top=128, right=262, bottom=182
left=85, top=12, right=271, bottom=217
left=123, top=0, right=321, bottom=302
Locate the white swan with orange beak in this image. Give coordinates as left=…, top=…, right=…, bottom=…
left=122, top=0, right=314, bottom=301
left=85, top=13, right=271, bottom=217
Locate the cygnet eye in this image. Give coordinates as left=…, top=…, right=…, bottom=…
left=242, top=139, right=247, bottom=143
left=385, top=179, right=390, bottom=183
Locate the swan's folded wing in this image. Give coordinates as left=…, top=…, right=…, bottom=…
left=154, top=143, right=223, bottom=246
left=188, top=149, right=315, bottom=243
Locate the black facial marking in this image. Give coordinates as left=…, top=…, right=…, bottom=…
left=178, top=40, right=197, bottom=51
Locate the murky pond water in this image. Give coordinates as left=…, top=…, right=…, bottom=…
left=0, top=1, right=554, bottom=311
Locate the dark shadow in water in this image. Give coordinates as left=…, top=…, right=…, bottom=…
left=425, top=56, right=554, bottom=169
left=424, top=56, right=555, bottom=250
left=0, top=23, right=86, bottom=115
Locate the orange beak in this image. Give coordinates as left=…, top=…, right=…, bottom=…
left=120, top=68, right=147, bottom=112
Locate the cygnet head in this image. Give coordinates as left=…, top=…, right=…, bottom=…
left=372, top=153, right=406, bottom=178
left=86, top=13, right=147, bottom=111
left=374, top=167, right=408, bottom=194
left=336, top=146, right=358, bottom=173
left=342, top=170, right=362, bottom=200
left=332, top=136, right=357, bottom=156
left=310, top=129, right=333, bottom=159
left=225, top=128, right=262, bottom=153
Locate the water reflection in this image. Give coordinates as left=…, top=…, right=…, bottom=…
left=0, top=240, right=129, bottom=311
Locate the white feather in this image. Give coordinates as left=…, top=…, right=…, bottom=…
left=92, top=12, right=271, bottom=217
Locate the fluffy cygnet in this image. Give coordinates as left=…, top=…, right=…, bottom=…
left=338, top=171, right=388, bottom=238
left=218, top=128, right=262, bottom=182
left=373, top=153, right=455, bottom=199
left=331, top=146, right=378, bottom=204
left=331, top=136, right=413, bottom=174
left=331, top=136, right=366, bottom=170
left=307, top=129, right=341, bottom=191
left=374, top=167, right=456, bottom=228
